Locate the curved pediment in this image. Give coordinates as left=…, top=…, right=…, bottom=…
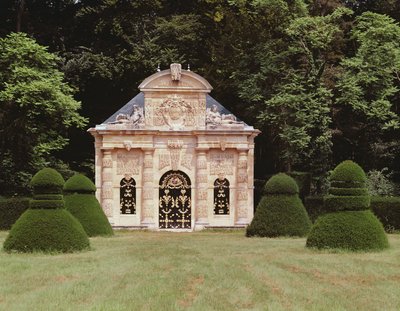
left=139, top=66, right=213, bottom=92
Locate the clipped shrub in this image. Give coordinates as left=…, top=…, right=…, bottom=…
left=3, top=168, right=90, bottom=253
left=307, top=160, right=388, bottom=251
left=0, top=198, right=30, bottom=230
left=371, top=196, right=400, bottom=232
left=64, top=174, right=113, bottom=237
left=64, top=174, right=96, bottom=194
left=263, top=173, right=299, bottom=195
left=306, top=211, right=389, bottom=251
left=247, top=173, right=311, bottom=237
left=330, top=160, right=367, bottom=184
left=3, top=209, right=90, bottom=252
left=30, top=168, right=65, bottom=194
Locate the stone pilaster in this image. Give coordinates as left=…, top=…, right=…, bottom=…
left=236, top=149, right=249, bottom=224
left=142, top=148, right=155, bottom=224
left=196, top=150, right=209, bottom=224
left=94, top=134, right=102, bottom=203
left=101, top=149, right=114, bottom=219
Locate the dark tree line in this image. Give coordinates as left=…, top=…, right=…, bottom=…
left=1, top=0, right=400, bottom=195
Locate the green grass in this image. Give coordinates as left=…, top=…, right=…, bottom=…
left=0, top=230, right=400, bottom=311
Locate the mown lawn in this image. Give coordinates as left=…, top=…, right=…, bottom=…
left=0, top=230, right=400, bottom=311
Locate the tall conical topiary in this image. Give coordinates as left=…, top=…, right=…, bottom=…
left=306, top=160, right=389, bottom=251
left=246, top=173, right=311, bottom=237
left=64, top=174, right=113, bottom=236
left=3, top=168, right=90, bottom=253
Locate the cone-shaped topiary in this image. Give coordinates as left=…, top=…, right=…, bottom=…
left=3, top=168, right=90, bottom=253
left=64, top=174, right=113, bottom=236
left=247, top=173, right=311, bottom=237
left=306, top=160, right=389, bottom=251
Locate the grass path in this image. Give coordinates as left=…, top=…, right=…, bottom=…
left=0, top=230, right=400, bottom=310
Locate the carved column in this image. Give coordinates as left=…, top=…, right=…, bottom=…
left=101, top=149, right=114, bottom=219
left=236, top=149, right=249, bottom=223
left=196, top=149, right=209, bottom=224
left=142, top=148, right=155, bottom=224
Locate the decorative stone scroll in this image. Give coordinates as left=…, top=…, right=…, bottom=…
left=210, top=153, right=234, bottom=175
left=170, top=63, right=182, bottom=81
left=117, top=152, right=140, bottom=175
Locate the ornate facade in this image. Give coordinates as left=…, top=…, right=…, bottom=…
left=89, top=64, right=260, bottom=230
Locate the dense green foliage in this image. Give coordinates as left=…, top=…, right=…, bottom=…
left=64, top=174, right=96, bottom=194
left=64, top=194, right=113, bottom=237
left=0, top=33, right=87, bottom=195
left=306, top=211, right=389, bottom=251
left=263, top=173, right=299, bottom=195
left=304, top=196, right=326, bottom=223
left=371, top=196, right=400, bottom=232
left=247, top=174, right=311, bottom=237
left=0, top=1, right=400, bottom=194
left=307, top=161, right=388, bottom=251
left=0, top=198, right=29, bottom=230
left=3, top=209, right=90, bottom=253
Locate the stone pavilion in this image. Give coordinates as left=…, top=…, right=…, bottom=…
left=89, top=64, right=260, bottom=230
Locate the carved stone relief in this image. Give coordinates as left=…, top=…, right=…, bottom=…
left=117, top=152, right=140, bottom=175
left=181, top=154, right=193, bottom=171
left=197, top=173, right=208, bottom=184
left=197, top=156, right=207, bottom=169
left=159, top=153, right=170, bottom=170
left=103, top=156, right=113, bottom=168
left=197, top=189, right=208, bottom=200
left=102, top=186, right=114, bottom=199
left=109, top=105, right=144, bottom=128
left=210, top=153, right=234, bottom=175
left=170, top=63, right=182, bottom=81
left=206, top=104, right=244, bottom=129
left=237, top=173, right=248, bottom=183
left=237, top=190, right=248, bottom=201
left=238, top=159, right=248, bottom=169
left=154, top=95, right=195, bottom=130
left=197, top=203, right=208, bottom=218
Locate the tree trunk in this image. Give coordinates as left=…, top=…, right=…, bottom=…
left=16, top=0, right=25, bottom=32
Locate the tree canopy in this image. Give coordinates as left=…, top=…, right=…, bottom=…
left=1, top=0, right=400, bottom=194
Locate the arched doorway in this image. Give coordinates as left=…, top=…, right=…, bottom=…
left=159, top=170, right=191, bottom=229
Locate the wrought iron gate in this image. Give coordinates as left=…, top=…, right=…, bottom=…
left=159, top=170, right=191, bottom=229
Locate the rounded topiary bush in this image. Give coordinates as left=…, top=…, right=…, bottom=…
left=64, top=174, right=113, bottom=237
left=247, top=173, right=311, bottom=237
left=263, top=173, right=299, bottom=195
left=31, top=168, right=65, bottom=194
left=3, top=168, right=90, bottom=253
left=306, top=160, right=388, bottom=251
left=3, top=209, right=90, bottom=252
left=306, top=211, right=389, bottom=251
left=64, top=174, right=96, bottom=194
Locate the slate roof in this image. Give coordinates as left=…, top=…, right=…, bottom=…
left=102, top=93, right=246, bottom=125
